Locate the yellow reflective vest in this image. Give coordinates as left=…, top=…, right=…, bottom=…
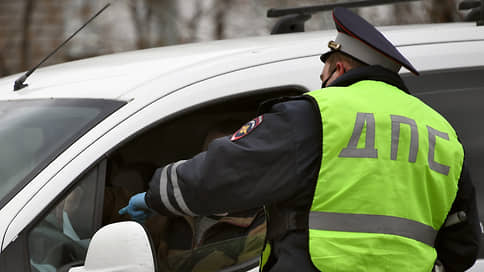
left=260, top=80, right=464, bottom=271
left=307, top=80, right=463, bottom=271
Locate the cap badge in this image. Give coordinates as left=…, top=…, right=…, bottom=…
left=328, top=40, right=341, bottom=50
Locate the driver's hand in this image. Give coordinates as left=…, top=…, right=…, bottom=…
left=119, top=192, right=153, bottom=223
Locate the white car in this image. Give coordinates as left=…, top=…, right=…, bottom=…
left=0, top=20, right=482, bottom=272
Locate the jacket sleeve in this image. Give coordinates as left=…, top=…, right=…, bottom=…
left=435, top=159, right=481, bottom=272
left=145, top=98, right=322, bottom=216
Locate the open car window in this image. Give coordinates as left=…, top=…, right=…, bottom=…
left=103, top=86, right=304, bottom=271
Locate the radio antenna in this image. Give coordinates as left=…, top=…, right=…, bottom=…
left=14, top=3, right=111, bottom=91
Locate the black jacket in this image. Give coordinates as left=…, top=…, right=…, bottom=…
left=146, top=66, right=480, bottom=272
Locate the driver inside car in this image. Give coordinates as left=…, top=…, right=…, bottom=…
left=118, top=119, right=266, bottom=272
left=153, top=121, right=266, bottom=271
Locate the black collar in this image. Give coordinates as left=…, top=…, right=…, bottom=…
left=328, top=65, right=410, bottom=93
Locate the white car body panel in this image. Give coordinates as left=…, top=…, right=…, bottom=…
left=0, top=21, right=483, bottom=271
left=2, top=55, right=322, bottom=249
left=0, top=32, right=330, bottom=101
left=401, top=41, right=484, bottom=72
left=0, top=23, right=481, bottom=101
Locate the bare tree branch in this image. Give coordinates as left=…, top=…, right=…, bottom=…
left=149, top=0, right=178, bottom=46
left=185, top=1, right=204, bottom=42
left=0, top=52, right=9, bottom=77
left=21, top=0, right=34, bottom=71
left=428, top=0, right=458, bottom=22
left=392, top=3, right=412, bottom=24
left=130, top=0, right=152, bottom=49
left=214, top=0, right=234, bottom=39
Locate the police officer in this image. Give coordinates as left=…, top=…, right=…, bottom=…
left=120, top=7, right=480, bottom=272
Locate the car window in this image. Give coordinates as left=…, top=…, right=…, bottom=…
left=104, top=87, right=303, bottom=272
left=0, top=99, right=124, bottom=210
left=28, top=162, right=105, bottom=272
left=402, top=66, right=484, bottom=257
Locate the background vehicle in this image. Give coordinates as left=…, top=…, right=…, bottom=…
left=0, top=7, right=483, bottom=272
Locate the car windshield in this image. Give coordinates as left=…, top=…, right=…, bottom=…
left=0, top=98, right=124, bottom=208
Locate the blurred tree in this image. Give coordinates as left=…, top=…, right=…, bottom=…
left=178, top=1, right=206, bottom=43
left=130, top=0, right=152, bottom=49
left=428, top=0, right=460, bottom=22
left=129, top=0, right=178, bottom=49
left=0, top=53, right=9, bottom=77
left=213, top=0, right=234, bottom=39
left=150, top=0, right=179, bottom=46
left=360, top=0, right=460, bottom=26
left=21, top=0, right=34, bottom=71
left=0, top=0, right=471, bottom=78
left=392, top=2, right=424, bottom=25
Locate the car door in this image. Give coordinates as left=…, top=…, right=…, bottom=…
left=97, top=56, right=320, bottom=272
left=0, top=55, right=321, bottom=271
left=0, top=161, right=106, bottom=272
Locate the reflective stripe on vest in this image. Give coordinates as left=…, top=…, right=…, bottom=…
left=309, top=211, right=437, bottom=247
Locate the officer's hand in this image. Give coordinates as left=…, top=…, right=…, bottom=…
left=119, top=192, right=153, bottom=223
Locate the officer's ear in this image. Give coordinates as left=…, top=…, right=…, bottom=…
left=335, top=61, right=347, bottom=77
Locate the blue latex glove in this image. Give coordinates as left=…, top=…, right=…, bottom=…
left=119, top=192, right=153, bottom=223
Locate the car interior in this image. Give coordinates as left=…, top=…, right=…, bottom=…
left=101, top=86, right=305, bottom=272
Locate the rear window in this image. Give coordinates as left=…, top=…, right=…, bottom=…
left=0, top=99, right=124, bottom=209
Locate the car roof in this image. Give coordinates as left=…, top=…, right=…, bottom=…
left=0, top=22, right=482, bottom=102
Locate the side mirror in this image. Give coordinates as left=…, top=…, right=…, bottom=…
left=69, top=222, right=155, bottom=272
